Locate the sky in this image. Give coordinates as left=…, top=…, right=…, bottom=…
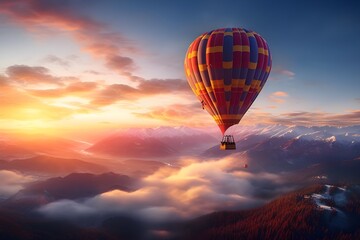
left=0, top=0, right=359, bottom=137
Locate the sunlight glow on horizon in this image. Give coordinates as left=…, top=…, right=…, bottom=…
left=0, top=0, right=359, bottom=137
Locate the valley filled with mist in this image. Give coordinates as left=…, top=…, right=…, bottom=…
left=1, top=124, right=359, bottom=239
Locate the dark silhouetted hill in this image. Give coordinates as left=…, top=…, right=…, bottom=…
left=0, top=209, right=117, bottom=240
left=176, top=185, right=360, bottom=240
left=1, top=172, right=135, bottom=211
left=0, top=155, right=107, bottom=176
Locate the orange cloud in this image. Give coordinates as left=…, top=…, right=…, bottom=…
left=28, top=81, right=98, bottom=98
left=0, top=0, right=102, bottom=32
left=241, top=110, right=360, bottom=127
left=272, top=91, right=288, bottom=97
left=91, top=79, right=190, bottom=107
left=0, top=0, right=138, bottom=78
left=105, top=55, right=135, bottom=75
left=6, top=65, right=64, bottom=86
left=137, top=79, right=190, bottom=94
left=135, top=103, right=213, bottom=126
left=269, top=111, right=360, bottom=126
left=2, top=62, right=190, bottom=117
left=269, top=91, right=289, bottom=103
left=133, top=102, right=359, bottom=128
left=0, top=84, right=79, bottom=120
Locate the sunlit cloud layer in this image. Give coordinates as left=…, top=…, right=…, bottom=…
left=38, top=156, right=287, bottom=222
left=0, top=170, right=34, bottom=198
left=268, top=110, right=360, bottom=126
left=269, top=91, right=289, bottom=104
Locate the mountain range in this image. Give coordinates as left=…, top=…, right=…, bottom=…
left=87, top=125, right=360, bottom=161
left=175, top=184, right=360, bottom=240
left=87, top=126, right=218, bottom=158
left=204, top=125, right=360, bottom=174
left=0, top=155, right=107, bottom=176
left=1, top=172, right=136, bottom=212
left=0, top=184, right=359, bottom=240
left=0, top=124, right=359, bottom=239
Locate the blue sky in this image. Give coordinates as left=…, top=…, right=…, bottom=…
left=0, top=0, right=359, bottom=135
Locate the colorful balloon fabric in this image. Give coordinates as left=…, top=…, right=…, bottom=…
left=184, top=28, right=272, bottom=134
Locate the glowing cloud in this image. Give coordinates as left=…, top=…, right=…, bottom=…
left=38, top=156, right=289, bottom=222
left=0, top=170, right=34, bottom=198
left=269, top=91, right=289, bottom=103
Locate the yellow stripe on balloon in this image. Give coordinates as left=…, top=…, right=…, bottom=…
left=206, top=46, right=223, bottom=54
left=198, top=64, right=207, bottom=71
left=248, top=62, right=257, bottom=69
left=212, top=114, right=244, bottom=120
left=195, top=82, right=205, bottom=91
left=233, top=45, right=250, bottom=52
left=210, top=79, right=224, bottom=88
left=224, top=85, right=232, bottom=92
left=243, top=85, right=251, bottom=92
left=186, top=69, right=191, bottom=76
left=232, top=79, right=246, bottom=86
left=206, top=87, right=213, bottom=93
left=187, top=51, right=197, bottom=58
left=257, top=48, right=269, bottom=56
left=246, top=32, right=255, bottom=37
left=222, top=61, right=232, bottom=69
left=251, top=80, right=261, bottom=88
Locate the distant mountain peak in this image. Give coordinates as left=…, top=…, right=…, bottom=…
left=88, top=126, right=217, bottom=158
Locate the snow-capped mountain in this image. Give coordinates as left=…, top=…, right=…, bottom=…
left=204, top=125, right=360, bottom=173
left=111, top=126, right=215, bottom=139
left=180, top=184, right=360, bottom=239
left=231, top=125, right=360, bottom=143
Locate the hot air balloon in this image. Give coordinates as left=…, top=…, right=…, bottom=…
left=184, top=28, right=272, bottom=150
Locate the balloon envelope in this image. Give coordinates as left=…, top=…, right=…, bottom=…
left=184, top=28, right=272, bottom=134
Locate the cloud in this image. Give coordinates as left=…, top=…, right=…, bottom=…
left=1, top=62, right=191, bottom=123
left=91, top=79, right=190, bottom=107
left=269, top=91, right=289, bottom=103
left=137, top=78, right=189, bottom=95
left=0, top=80, right=87, bottom=120
left=91, top=84, right=138, bottom=106
left=38, top=156, right=289, bottom=223
left=0, top=74, right=9, bottom=86
left=272, top=91, right=288, bottom=97
left=135, top=103, right=211, bottom=126
left=0, top=0, right=138, bottom=78
left=269, top=68, right=295, bottom=81
left=6, top=65, right=64, bottom=86
left=0, top=170, right=34, bottom=198
left=278, top=69, right=295, bottom=78
left=0, top=0, right=102, bottom=32
left=38, top=199, right=97, bottom=220
left=269, top=110, right=360, bottom=126
left=29, top=81, right=99, bottom=98
left=84, top=70, right=101, bottom=75
left=43, top=55, right=70, bottom=67
left=0, top=64, right=101, bottom=122
left=105, top=55, right=135, bottom=75
left=242, top=110, right=360, bottom=127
